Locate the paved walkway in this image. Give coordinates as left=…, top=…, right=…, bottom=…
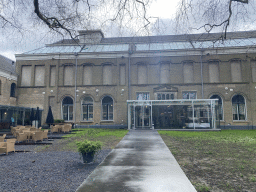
left=76, top=130, right=197, bottom=192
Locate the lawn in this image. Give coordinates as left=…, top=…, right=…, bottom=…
left=39, top=128, right=129, bottom=152
left=158, top=130, right=256, bottom=192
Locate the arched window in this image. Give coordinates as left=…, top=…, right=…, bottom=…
left=81, top=96, right=93, bottom=121
left=210, top=95, right=223, bottom=120
left=232, top=94, right=246, bottom=121
left=62, top=96, right=73, bottom=121
left=102, top=96, right=113, bottom=120
left=0, top=80, right=1, bottom=94
left=10, top=83, right=16, bottom=97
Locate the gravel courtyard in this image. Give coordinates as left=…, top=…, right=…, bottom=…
left=0, top=137, right=112, bottom=192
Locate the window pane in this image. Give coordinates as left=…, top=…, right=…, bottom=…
left=88, top=105, right=93, bottom=120
left=63, top=106, right=68, bottom=120
left=162, top=94, right=165, bottom=100
left=69, top=106, right=73, bottom=120
left=166, top=94, right=169, bottom=100
left=232, top=105, right=238, bottom=120
left=157, top=94, right=161, bottom=100
left=190, top=92, right=196, bottom=99
left=102, top=105, right=108, bottom=120
left=83, top=105, right=88, bottom=120
left=109, top=105, right=113, bottom=120
left=183, top=92, right=189, bottom=99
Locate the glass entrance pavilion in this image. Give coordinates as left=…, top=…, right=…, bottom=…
left=127, top=99, right=219, bottom=130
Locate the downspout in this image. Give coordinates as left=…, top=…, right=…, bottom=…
left=74, top=52, right=78, bottom=127
left=200, top=50, right=204, bottom=99
left=128, top=45, right=132, bottom=100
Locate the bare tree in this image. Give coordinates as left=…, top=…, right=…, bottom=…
left=175, top=0, right=256, bottom=39
left=0, top=0, right=154, bottom=40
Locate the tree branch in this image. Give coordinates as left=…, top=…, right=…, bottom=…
left=33, top=0, right=75, bottom=40
left=198, top=0, right=248, bottom=39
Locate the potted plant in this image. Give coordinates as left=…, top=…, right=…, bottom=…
left=76, top=140, right=102, bottom=163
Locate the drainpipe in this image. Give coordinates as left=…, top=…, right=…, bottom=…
left=74, top=52, right=78, bottom=127
left=128, top=44, right=134, bottom=100
left=200, top=50, right=204, bottom=99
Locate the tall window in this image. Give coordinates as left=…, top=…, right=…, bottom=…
left=209, top=61, right=220, bottom=83
left=35, top=65, right=45, bottom=86
left=157, top=92, right=175, bottom=100
left=210, top=95, right=223, bottom=120
left=64, top=65, right=74, bottom=85
left=231, top=60, right=242, bottom=82
left=83, top=65, right=92, bottom=85
left=251, top=60, right=256, bottom=82
left=21, top=66, right=32, bottom=86
left=183, top=62, right=193, bottom=83
left=50, top=66, right=56, bottom=87
left=10, top=83, right=16, bottom=97
left=102, top=96, right=113, bottom=120
left=160, top=64, right=170, bottom=84
left=103, top=65, right=112, bottom=85
left=138, top=64, right=147, bottom=84
left=82, top=96, right=93, bottom=121
left=232, top=94, right=246, bottom=121
left=137, top=92, right=150, bottom=100
left=120, top=65, right=126, bottom=85
left=182, top=91, right=197, bottom=99
left=0, top=80, right=1, bottom=94
left=62, top=96, right=73, bottom=121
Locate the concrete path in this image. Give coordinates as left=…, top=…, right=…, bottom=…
left=76, top=130, right=197, bottom=192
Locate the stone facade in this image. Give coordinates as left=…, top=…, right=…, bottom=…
left=0, top=55, right=17, bottom=106
left=15, top=30, right=256, bottom=128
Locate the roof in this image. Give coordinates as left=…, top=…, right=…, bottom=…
left=0, top=55, right=16, bottom=74
left=21, top=31, right=256, bottom=55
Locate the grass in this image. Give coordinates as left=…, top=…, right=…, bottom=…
left=48, top=128, right=129, bottom=152
left=158, top=130, right=256, bottom=192
left=63, top=128, right=128, bottom=138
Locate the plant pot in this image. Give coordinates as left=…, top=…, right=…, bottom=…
left=82, top=152, right=94, bottom=163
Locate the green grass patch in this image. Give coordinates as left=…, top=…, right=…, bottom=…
left=63, top=128, right=128, bottom=139
left=158, top=130, right=256, bottom=145
left=159, top=130, right=256, bottom=192
left=58, top=128, right=129, bottom=152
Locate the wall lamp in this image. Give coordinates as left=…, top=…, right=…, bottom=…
left=121, top=89, right=125, bottom=95
left=96, top=89, right=99, bottom=96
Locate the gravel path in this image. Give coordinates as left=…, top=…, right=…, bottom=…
left=0, top=136, right=112, bottom=192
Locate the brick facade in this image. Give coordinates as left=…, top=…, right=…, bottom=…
left=15, top=30, right=256, bottom=128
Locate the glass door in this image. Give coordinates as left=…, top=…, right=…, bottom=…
left=135, top=105, right=151, bottom=128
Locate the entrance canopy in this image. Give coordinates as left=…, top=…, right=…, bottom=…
left=127, top=99, right=218, bottom=130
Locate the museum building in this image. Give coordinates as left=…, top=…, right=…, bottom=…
left=14, top=30, right=256, bottom=129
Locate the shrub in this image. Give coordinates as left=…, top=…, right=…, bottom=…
left=76, top=140, right=102, bottom=155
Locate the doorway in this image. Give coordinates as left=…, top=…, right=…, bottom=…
left=135, top=105, right=151, bottom=128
